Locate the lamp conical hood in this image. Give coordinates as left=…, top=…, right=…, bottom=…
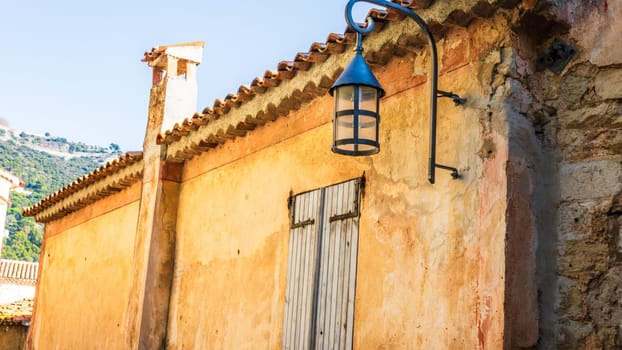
left=329, top=51, right=385, bottom=97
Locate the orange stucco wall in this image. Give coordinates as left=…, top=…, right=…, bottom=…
left=166, top=22, right=509, bottom=348
left=27, top=14, right=537, bottom=349
left=29, top=183, right=141, bottom=349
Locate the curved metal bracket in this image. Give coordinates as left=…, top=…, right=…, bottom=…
left=344, top=0, right=465, bottom=184
left=437, top=90, right=466, bottom=106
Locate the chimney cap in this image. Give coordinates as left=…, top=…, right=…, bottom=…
left=143, top=41, right=204, bottom=67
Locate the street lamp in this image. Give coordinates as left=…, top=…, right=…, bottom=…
left=329, top=32, right=384, bottom=156
left=329, top=0, right=466, bottom=184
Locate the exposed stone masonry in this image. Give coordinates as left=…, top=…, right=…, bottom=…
left=464, top=1, right=621, bottom=347
left=551, top=60, right=622, bottom=348
left=503, top=1, right=622, bottom=348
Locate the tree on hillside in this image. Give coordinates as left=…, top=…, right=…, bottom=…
left=2, top=191, right=42, bottom=261
left=2, top=230, right=41, bottom=262
left=0, top=136, right=116, bottom=261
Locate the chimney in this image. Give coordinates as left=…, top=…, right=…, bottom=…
left=126, top=41, right=204, bottom=348
left=142, top=41, right=204, bottom=139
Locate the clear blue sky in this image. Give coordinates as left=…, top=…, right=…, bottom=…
left=0, top=0, right=374, bottom=151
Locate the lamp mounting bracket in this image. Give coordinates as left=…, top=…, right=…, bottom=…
left=437, top=90, right=466, bottom=106
left=336, top=0, right=469, bottom=184
left=434, top=163, right=460, bottom=179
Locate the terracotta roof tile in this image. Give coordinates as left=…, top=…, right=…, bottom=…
left=0, top=259, right=38, bottom=285
left=26, top=1, right=515, bottom=207
left=0, top=298, right=33, bottom=326
left=157, top=0, right=492, bottom=155
left=224, top=93, right=240, bottom=106
left=23, top=152, right=144, bottom=221
left=276, top=61, right=297, bottom=79
left=235, top=85, right=254, bottom=102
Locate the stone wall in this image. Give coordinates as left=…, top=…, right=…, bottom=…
left=503, top=0, right=622, bottom=348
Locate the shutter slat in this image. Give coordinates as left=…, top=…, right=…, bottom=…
left=345, top=218, right=359, bottom=349
left=300, top=192, right=314, bottom=348
left=315, top=188, right=330, bottom=348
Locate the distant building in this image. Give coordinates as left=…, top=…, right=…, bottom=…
left=0, top=168, right=24, bottom=250
left=0, top=297, right=33, bottom=350
left=0, top=165, right=37, bottom=350
left=0, top=259, right=37, bottom=350
left=0, top=259, right=37, bottom=304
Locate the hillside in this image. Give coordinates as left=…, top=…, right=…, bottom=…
left=0, top=124, right=123, bottom=261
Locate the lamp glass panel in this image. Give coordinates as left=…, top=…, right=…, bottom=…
left=359, top=86, right=378, bottom=113
left=357, top=86, right=379, bottom=152
left=357, top=115, right=378, bottom=152
left=334, top=85, right=356, bottom=152
left=335, top=85, right=355, bottom=112
left=335, top=114, right=355, bottom=151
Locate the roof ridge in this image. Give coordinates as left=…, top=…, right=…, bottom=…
left=0, top=259, right=38, bottom=285
left=23, top=152, right=144, bottom=221
left=159, top=0, right=508, bottom=162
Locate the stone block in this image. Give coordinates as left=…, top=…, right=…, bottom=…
left=587, top=266, right=622, bottom=348
left=559, top=201, right=595, bottom=241
left=616, top=217, right=622, bottom=254
left=560, top=160, right=622, bottom=202
left=557, top=238, right=609, bottom=283
left=556, top=276, right=585, bottom=320
left=556, top=320, right=593, bottom=349
left=557, top=126, right=622, bottom=163
left=559, top=103, right=620, bottom=129
left=595, top=69, right=622, bottom=100
left=559, top=65, right=596, bottom=110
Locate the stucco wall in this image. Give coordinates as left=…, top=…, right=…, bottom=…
left=28, top=183, right=141, bottom=349
left=25, top=1, right=622, bottom=348
left=165, top=16, right=522, bottom=349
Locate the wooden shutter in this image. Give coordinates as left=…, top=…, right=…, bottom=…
left=283, top=178, right=361, bottom=350
left=283, top=188, right=323, bottom=349
left=314, top=178, right=360, bottom=350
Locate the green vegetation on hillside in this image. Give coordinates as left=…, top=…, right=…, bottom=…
left=0, top=135, right=121, bottom=262
left=4, top=191, right=42, bottom=262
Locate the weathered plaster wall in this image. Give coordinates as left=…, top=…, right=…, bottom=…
left=27, top=1, right=622, bottom=348
left=165, top=14, right=531, bottom=349
left=0, top=325, right=27, bottom=350
left=28, top=183, right=141, bottom=349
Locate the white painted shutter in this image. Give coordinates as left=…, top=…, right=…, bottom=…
left=314, top=179, right=360, bottom=350
left=283, top=178, right=361, bottom=350
left=283, top=188, right=322, bottom=350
